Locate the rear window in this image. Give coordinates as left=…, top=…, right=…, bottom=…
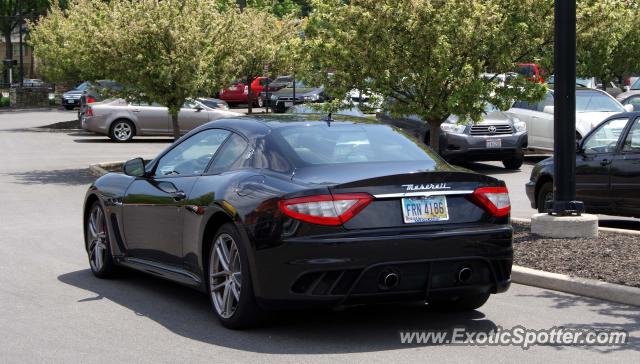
left=271, top=124, right=437, bottom=166
left=576, top=91, right=624, bottom=113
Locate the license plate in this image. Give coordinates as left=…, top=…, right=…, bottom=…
left=229, top=86, right=237, bottom=91
left=68, top=99, right=76, bottom=104
left=285, top=101, right=293, bottom=107
left=401, top=196, right=449, bottom=223
left=486, top=139, right=501, bottom=148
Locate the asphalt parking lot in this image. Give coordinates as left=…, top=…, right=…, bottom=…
left=0, top=110, right=638, bottom=362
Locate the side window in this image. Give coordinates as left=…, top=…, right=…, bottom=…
left=625, top=96, right=640, bottom=112
left=208, top=133, right=249, bottom=174
left=623, top=118, right=640, bottom=152
left=582, top=118, right=629, bottom=154
left=154, top=129, right=230, bottom=177
left=536, top=93, right=554, bottom=112
left=182, top=100, right=198, bottom=109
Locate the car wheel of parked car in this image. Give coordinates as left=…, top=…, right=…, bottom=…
left=536, top=181, right=554, bottom=213
left=64, top=105, right=74, bottom=110
left=207, top=223, right=263, bottom=329
left=502, top=156, right=524, bottom=170
left=257, top=96, right=264, bottom=108
left=428, top=292, right=490, bottom=312
left=85, top=202, right=119, bottom=278
left=109, top=120, right=135, bottom=142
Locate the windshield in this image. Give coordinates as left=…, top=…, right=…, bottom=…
left=272, top=124, right=436, bottom=166
left=273, top=76, right=292, bottom=83
left=74, top=81, right=91, bottom=91
left=286, top=81, right=307, bottom=89
left=484, top=103, right=500, bottom=113
left=198, top=99, right=226, bottom=109
left=631, top=78, right=640, bottom=90
left=576, top=90, right=624, bottom=113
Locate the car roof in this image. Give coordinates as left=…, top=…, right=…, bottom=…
left=195, top=114, right=379, bottom=139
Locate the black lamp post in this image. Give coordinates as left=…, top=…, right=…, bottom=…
left=18, top=0, right=24, bottom=87
left=547, top=0, right=584, bottom=215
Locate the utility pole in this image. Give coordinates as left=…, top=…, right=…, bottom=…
left=547, top=0, right=583, bottom=215
left=18, top=0, right=24, bottom=87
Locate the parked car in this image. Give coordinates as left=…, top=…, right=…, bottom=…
left=347, top=88, right=383, bottom=113
left=621, top=94, right=640, bottom=112
left=13, top=78, right=45, bottom=87
left=507, top=88, right=632, bottom=152
left=62, top=81, right=92, bottom=110
left=218, top=77, right=276, bottom=107
left=83, top=114, right=513, bottom=329
left=286, top=103, right=366, bottom=118
left=516, top=63, right=546, bottom=83
left=268, top=75, right=294, bottom=90
left=378, top=103, right=528, bottom=169
left=617, top=77, right=640, bottom=102
left=526, top=112, right=640, bottom=217
left=196, top=98, right=229, bottom=110
left=81, top=98, right=241, bottom=142
left=77, top=80, right=124, bottom=121
left=263, top=81, right=325, bottom=113
left=546, top=75, right=623, bottom=97
left=624, top=76, right=639, bottom=91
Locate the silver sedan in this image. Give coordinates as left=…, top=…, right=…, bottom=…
left=81, top=99, right=242, bottom=142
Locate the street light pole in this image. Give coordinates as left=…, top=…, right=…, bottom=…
left=18, top=0, right=24, bottom=87
left=547, top=0, right=584, bottom=216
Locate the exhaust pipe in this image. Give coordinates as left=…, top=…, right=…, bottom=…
left=378, top=269, right=400, bottom=290
left=457, top=267, right=473, bottom=284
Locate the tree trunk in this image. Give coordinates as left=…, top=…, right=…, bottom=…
left=4, top=32, right=12, bottom=84
left=428, top=119, right=442, bottom=155
left=170, top=110, right=180, bottom=141
left=246, top=75, right=253, bottom=115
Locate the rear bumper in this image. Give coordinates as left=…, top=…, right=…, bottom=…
left=441, top=132, right=528, bottom=161
left=251, top=224, right=513, bottom=309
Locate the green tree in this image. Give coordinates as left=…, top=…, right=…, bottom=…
left=0, top=0, right=52, bottom=82
left=231, top=8, right=301, bottom=114
left=302, top=0, right=550, bottom=152
left=31, top=0, right=239, bottom=140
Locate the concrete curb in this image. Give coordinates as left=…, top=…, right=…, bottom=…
left=512, top=265, right=640, bottom=307
left=511, top=216, right=640, bottom=236
left=89, top=161, right=123, bottom=177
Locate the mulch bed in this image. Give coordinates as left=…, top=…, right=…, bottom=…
left=37, top=119, right=81, bottom=130
left=512, top=221, right=640, bottom=288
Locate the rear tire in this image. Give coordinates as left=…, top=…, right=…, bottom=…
left=536, top=181, right=554, bottom=213
left=109, top=119, right=135, bottom=142
left=85, top=201, right=119, bottom=278
left=206, top=223, right=264, bottom=329
left=502, top=156, right=524, bottom=170
left=428, top=292, right=490, bottom=312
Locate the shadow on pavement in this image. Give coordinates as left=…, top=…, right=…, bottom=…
left=58, top=269, right=497, bottom=354
left=72, top=136, right=173, bottom=144
left=516, top=290, right=640, bottom=353
left=598, top=218, right=640, bottom=230
left=8, top=168, right=96, bottom=186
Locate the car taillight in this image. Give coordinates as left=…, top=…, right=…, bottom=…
left=470, top=187, right=510, bottom=217
left=278, top=193, right=373, bottom=226
left=87, top=96, right=96, bottom=104
left=85, top=107, right=93, bottom=117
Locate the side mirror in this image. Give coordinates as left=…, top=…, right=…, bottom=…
left=624, top=104, right=634, bottom=113
left=194, top=105, right=203, bottom=112
left=123, top=158, right=146, bottom=177
left=543, top=105, right=555, bottom=114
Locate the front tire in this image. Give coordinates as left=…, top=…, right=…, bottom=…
left=207, top=223, right=263, bottom=329
left=85, top=202, right=118, bottom=278
left=109, top=119, right=135, bottom=142
left=537, top=181, right=554, bottom=213
left=502, top=155, right=524, bottom=170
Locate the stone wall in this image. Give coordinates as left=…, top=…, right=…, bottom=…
left=9, top=87, right=50, bottom=108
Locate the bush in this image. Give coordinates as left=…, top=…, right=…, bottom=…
left=0, top=97, right=10, bottom=107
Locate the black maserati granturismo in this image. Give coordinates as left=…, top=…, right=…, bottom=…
left=83, top=114, right=513, bottom=328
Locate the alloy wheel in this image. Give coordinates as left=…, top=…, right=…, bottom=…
left=87, top=206, right=107, bottom=272
left=209, top=233, right=242, bottom=319
left=113, top=122, right=132, bottom=141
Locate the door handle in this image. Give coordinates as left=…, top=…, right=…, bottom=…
left=132, top=109, right=141, bottom=113
left=601, top=159, right=612, bottom=166
left=171, top=191, right=187, bottom=201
